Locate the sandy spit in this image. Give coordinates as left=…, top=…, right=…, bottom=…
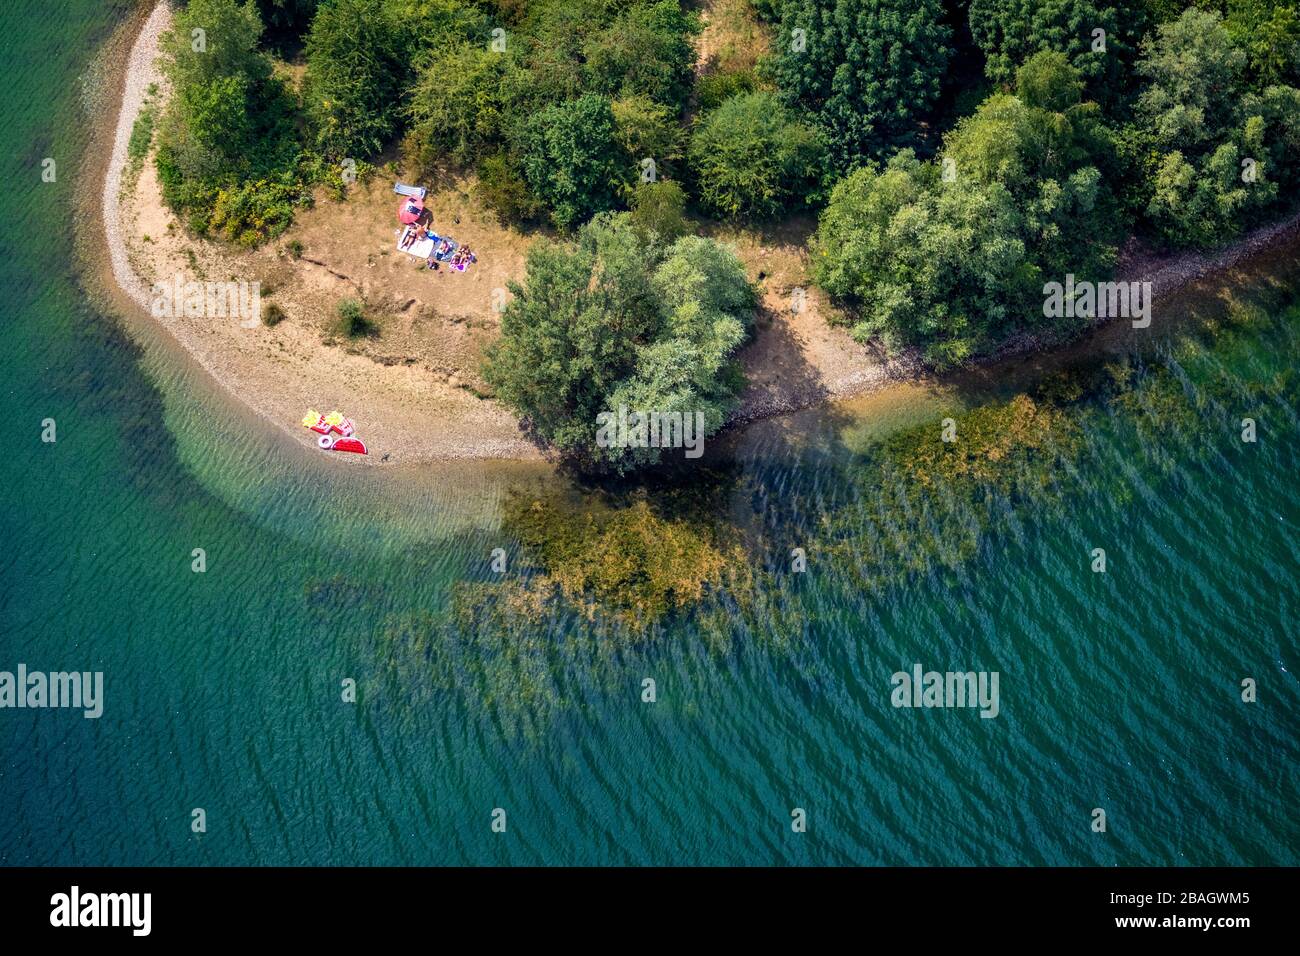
left=97, top=2, right=541, bottom=465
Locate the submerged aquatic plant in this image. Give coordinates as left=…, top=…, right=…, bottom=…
left=355, top=290, right=1300, bottom=738
left=503, top=493, right=749, bottom=628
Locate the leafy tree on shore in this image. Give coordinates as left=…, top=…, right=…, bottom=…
left=1131, top=8, right=1300, bottom=246
left=1225, top=0, right=1300, bottom=87
left=814, top=54, right=1117, bottom=365
left=945, top=51, right=1119, bottom=274
left=303, top=0, right=408, bottom=158
left=1135, top=7, right=1248, bottom=153
left=814, top=151, right=1035, bottom=367
left=482, top=214, right=755, bottom=472
left=406, top=40, right=516, bottom=168
left=163, top=0, right=271, bottom=91
left=155, top=0, right=300, bottom=237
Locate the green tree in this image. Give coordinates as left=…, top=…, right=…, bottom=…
left=406, top=41, right=515, bottom=168
left=814, top=56, right=1119, bottom=365
left=770, top=0, right=952, bottom=170
left=1135, top=8, right=1248, bottom=154
left=581, top=0, right=700, bottom=109
left=517, top=0, right=601, bottom=105
left=161, top=0, right=270, bottom=92
left=387, top=0, right=491, bottom=60
left=303, top=0, right=407, bottom=157
left=945, top=52, right=1118, bottom=273
left=612, top=96, right=685, bottom=177
left=517, top=94, right=625, bottom=231
left=814, top=152, right=1038, bottom=367
left=688, top=91, right=823, bottom=219
left=1144, top=142, right=1270, bottom=247
left=1226, top=1, right=1300, bottom=86
left=1243, top=84, right=1300, bottom=190
left=483, top=214, right=755, bottom=471
left=1131, top=8, right=1300, bottom=246
left=155, top=0, right=299, bottom=232
left=629, top=179, right=690, bottom=241
left=969, top=0, right=1145, bottom=102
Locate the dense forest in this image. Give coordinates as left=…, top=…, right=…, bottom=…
left=150, top=0, right=1300, bottom=469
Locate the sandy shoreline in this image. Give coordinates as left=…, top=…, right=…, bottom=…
left=97, top=2, right=541, bottom=465
left=101, top=4, right=168, bottom=321
left=95, top=3, right=1300, bottom=465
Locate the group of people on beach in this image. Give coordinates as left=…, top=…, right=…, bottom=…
left=399, top=220, right=476, bottom=272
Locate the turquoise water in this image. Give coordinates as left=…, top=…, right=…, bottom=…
left=2, top=2, right=1297, bottom=866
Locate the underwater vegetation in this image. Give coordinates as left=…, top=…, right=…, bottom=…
left=344, top=291, right=1300, bottom=737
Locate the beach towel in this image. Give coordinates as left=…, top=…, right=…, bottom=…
left=397, top=226, right=437, bottom=259
left=396, top=227, right=470, bottom=268
left=393, top=183, right=427, bottom=200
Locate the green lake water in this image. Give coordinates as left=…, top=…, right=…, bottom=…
left=1, top=1, right=1297, bottom=866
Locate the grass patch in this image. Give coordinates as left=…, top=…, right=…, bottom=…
left=332, top=298, right=379, bottom=339
left=126, top=83, right=158, bottom=170
left=262, top=302, right=287, bottom=327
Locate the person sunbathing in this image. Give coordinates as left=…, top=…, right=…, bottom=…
left=400, top=227, right=418, bottom=250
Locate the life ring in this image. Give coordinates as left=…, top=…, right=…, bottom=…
left=318, top=434, right=336, bottom=450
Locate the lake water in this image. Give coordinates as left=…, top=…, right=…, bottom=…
left=1, top=1, right=1296, bottom=866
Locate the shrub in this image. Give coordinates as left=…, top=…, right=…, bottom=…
left=611, top=96, right=685, bottom=181
left=474, top=153, right=545, bottom=225
left=629, top=179, right=690, bottom=240
left=206, top=173, right=308, bottom=246
left=688, top=91, right=823, bottom=219
left=127, top=102, right=157, bottom=166
left=333, top=298, right=379, bottom=338
left=695, top=68, right=760, bottom=112
left=262, top=302, right=287, bottom=326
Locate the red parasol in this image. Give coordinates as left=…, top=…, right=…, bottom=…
left=397, top=197, right=424, bottom=225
